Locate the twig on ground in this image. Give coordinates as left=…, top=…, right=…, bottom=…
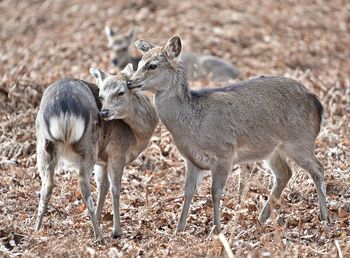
left=218, top=233, right=234, bottom=258
left=335, top=240, right=343, bottom=258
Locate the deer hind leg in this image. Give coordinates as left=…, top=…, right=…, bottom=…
left=307, top=158, right=328, bottom=221
left=78, top=159, right=103, bottom=242
left=94, top=165, right=109, bottom=223
left=35, top=139, right=57, bottom=231
left=177, top=159, right=205, bottom=232
left=286, top=145, right=328, bottom=221
left=259, top=151, right=292, bottom=223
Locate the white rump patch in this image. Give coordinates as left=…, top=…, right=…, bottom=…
left=49, top=113, right=86, bottom=144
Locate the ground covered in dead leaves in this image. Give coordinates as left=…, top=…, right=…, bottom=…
left=0, top=0, right=349, bottom=257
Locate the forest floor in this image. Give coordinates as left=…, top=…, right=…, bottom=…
left=0, top=0, right=349, bottom=257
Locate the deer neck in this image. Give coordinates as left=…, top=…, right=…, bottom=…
left=123, top=94, right=156, bottom=146
left=118, top=49, right=141, bottom=69
left=157, top=63, right=190, bottom=101
left=117, top=52, right=131, bottom=68
left=154, top=64, right=194, bottom=131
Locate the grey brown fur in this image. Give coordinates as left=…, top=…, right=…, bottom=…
left=128, top=35, right=328, bottom=233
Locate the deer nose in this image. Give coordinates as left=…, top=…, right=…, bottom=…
left=99, top=109, right=109, bottom=118
left=126, top=80, right=133, bottom=88
left=112, top=58, right=119, bottom=66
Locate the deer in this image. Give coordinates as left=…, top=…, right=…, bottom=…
left=89, top=64, right=158, bottom=239
left=35, top=78, right=103, bottom=242
left=35, top=64, right=158, bottom=241
left=105, top=26, right=140, bottom=70
left=105, top=25, right=240, bottom=82
left=126, top=35, right=328, bottom=234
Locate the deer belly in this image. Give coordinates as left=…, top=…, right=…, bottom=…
left=232, top=145, right=276, bottom=164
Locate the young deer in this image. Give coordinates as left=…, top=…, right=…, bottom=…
left=35, top=78, right=103, bottom=242
left=105, top=26, right=240, bottom=81
left=90, top=64, right=158, bottom=239
left=127, top=35, right=328, bottom=233
left=35, top=65, right=158, bottom=241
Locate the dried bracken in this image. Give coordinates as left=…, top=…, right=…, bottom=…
left=0, top=0, right=349, bottom=257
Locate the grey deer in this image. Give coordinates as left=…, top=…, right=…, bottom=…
left=127, top=35, right=328, bottom=233
left=105, top=25, right=240, bottom=81
left=90, top=64, right=158, bottom=239
left=35, top=78, right=103, bottom=242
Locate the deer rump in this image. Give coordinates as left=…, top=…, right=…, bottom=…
left=38, top=79, right=99, bottom=163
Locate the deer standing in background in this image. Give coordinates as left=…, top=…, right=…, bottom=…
left=105, top=27, right=140, bottom=70
left=90, top=64, right=158, bottom=239
left=105, top=26, right=240, bottom=81
left=35, top=64, right=158, bottom=241
left=127, top=35, right=328, bottom=233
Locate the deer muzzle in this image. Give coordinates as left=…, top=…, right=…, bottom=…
left=126, top=80, right=142, bottom=90
left=99, top=109, right=109, bottom=119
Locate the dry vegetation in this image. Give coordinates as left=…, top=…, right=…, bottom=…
left=0, top=0, right=349, bottom=257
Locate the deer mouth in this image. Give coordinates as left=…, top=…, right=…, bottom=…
left=127, top=81, right=143, bottom=90
left=129, top=84, right=143, bottom=89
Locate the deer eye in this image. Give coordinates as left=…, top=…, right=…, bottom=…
left=118, top=91, right=125, bottom=96
left=149, top=64, right=157, bottom=70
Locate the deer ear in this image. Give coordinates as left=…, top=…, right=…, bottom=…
left=105, top=26, right=115, bottom=38
left=121, top=63, right=134, bottom=78
left=89, top=67, right=106, bottom=87
left=135, top=40, right=157, bottom=55
left=165, top=35, right=182, bottom=61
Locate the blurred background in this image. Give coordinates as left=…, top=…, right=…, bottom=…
left=0, top=0, right=349, bottom=256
